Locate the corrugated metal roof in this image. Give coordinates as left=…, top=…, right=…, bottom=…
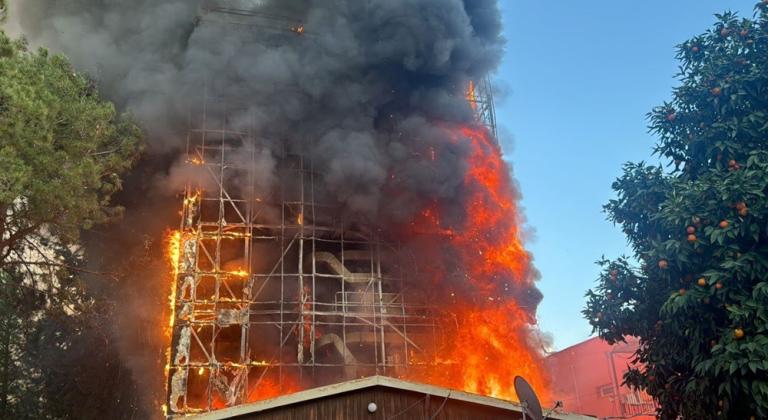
left=186, top=376, right=595, bottom=420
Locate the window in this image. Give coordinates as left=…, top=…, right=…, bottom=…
left=599, top=384, right=616, bottom=397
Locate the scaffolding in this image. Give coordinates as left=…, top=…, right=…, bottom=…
left=468, top=77, right=499, bottom=139
left=164, top=90, right=442, bottom=416
left=164, top=4, right=501, bottom=416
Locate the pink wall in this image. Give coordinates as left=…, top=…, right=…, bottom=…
left=547, top=337, right=655, bottom=419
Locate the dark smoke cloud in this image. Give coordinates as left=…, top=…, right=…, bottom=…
left=12, top=0, right=503, bottom=218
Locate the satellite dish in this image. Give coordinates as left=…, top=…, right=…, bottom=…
left=514, top=376, right=543, bottom=420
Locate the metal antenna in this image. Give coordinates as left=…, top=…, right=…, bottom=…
left=543, top=400, right=563, bottom=420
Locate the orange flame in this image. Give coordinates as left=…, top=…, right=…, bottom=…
left=466, top=80, right=478, bottom=112
left=405, top=123, right=548, bottom=402
left=165, top=230, right=182, bottom=333
left=247, top=375, right=301, bottom=402
left=458, top=126, right=530, bottom=287
left=163, top=230, right=182, bottom=417
left=228, top=269, right=249, bottom=278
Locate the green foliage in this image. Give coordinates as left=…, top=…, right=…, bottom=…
left=0, top=31, right=142, bottom=264
left=0, top=244, right=143, bottom=419
left=0, top=29, right=143, bottom=418
left=584, top=4, right=768, bottom=419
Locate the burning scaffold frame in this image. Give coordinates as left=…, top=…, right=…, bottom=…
left=163, top=88, right=452, bottom=416
left=163, top=81, right=500, bottom=417
left=163, top=4, right=502, bottom=417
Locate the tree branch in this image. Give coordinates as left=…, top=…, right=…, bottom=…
left=0, top=224, right=42, bottom=266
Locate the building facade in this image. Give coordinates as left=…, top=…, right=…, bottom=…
left=547, top=337, right=656, bottom=419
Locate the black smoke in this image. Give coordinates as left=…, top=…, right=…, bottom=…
left=12, top=0, right=504, bottom=217
left=8, top=0, right=543, bottom=416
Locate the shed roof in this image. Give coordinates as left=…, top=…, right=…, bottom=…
left=188, top=375, right=594, bottom=420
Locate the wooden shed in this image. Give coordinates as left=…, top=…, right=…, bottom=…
left=189, top=376, right=595, bottom=420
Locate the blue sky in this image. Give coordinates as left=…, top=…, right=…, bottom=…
left=495, top=1, right=758, bottom=350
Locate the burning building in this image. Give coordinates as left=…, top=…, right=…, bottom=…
left=163, top=87, right=449, bottom=412
left=10, top=0, right=550, bottom=417
left=160, top=2, right=548, bottom=417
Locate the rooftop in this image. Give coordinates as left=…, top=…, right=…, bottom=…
left=188, top=375, right=595, bottom=420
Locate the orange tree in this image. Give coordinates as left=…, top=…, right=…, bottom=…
left=584, top=4, right=768, bottom=419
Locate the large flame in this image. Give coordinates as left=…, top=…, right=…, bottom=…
left=162, top=230, right=182, bottom=417
left=164, top=230, right=182, bottom=333
left=404, top=124, right=548, bottom=401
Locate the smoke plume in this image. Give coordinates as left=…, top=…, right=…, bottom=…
left=9, top=0, right=544, bottom=415
left=13, top=0, right=504, bottom=219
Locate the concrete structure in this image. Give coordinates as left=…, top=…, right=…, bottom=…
left=547, top=337, right=656, bottom=419
left=190, top=376, right=595, bottom=420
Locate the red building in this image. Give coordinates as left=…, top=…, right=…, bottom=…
left=548, top=337, right=656, bottom=419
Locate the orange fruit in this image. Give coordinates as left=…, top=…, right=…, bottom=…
left=719, top=220, right=730, bottom=229
left=715, top=282, right=724, bottom=290
left=686, top=226, right=696, bottom=234
left=687, top=234, right=697, bottom=242
left=697, top=278, right=707, bottom=287
left=728, top=159, right=737, bottom=167
left=679, top=288, right=686, bottom=296
left=734, top=328, right=745, bottom=339
left=739, top=208, right=749, bottom=217
left=711, top=87, right=722, bottom=96
left=736, top=201, right=747, bottom=210
left=658, top=259, right=669, bottom=270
